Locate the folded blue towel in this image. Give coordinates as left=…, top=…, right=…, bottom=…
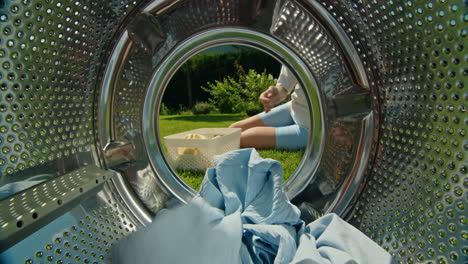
left=112, top=149, right=392, bottom=264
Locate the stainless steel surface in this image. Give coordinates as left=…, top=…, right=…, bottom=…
left=98, top=30, right=132, bottom=153
left=331, top=0, right=467, bottom=262
left=97, top=23, right=175, bottom=214
left=100, top=0, right=376, bottom=221
left=0, top=0, right=466, bottom=263
left=0, top=0, right=150, bottom=262
left=0, top=165, right=116, bottom=252
left=103, top=142, right=135, bottom=169
left=110, top=172, right=153, bottom=226
left=272, top=1, right=375, bottom=216
left=0, top=0, right=143, bottom=197
left=0, top=184, right=140, bottom=264
left=143, top=27, right=324, bottom=204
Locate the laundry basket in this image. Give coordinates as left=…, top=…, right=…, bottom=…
left=164, top=128, right=241, bottom=171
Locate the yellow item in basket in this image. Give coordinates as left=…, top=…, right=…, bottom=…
left=185, top=133, right=207, bottom=139
left=177, top=133, right=206, bottom=155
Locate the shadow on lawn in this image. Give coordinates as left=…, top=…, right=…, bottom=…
left=161, top=114, right=246, bottom=123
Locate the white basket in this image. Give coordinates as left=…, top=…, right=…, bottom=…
left=163, top=128, right=241, bottom=171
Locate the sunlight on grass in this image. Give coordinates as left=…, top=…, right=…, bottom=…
left=159, top=114, right=246, bottom=139
left=159, top=114, right=305, bottom=191
left=257, top=149, right=305, bottom=182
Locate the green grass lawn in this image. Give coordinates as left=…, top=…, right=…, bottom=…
left=158, top=114, right=304, bottom=190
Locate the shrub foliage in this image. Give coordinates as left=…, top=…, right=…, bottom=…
left=163, top=48, right=281, bottom=110
left=202, top=68, right=276, bottom=114
left=192, top=102, right=217, bottom=115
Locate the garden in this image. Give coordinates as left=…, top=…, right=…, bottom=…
left=159, top=46, right=305, bottom=190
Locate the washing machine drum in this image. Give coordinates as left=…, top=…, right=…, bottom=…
left=0, top=0, right=465, bottom=263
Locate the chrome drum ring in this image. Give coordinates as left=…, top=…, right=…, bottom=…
left=98, top=0, right=377, bottom=220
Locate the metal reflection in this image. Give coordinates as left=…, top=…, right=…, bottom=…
left=96, top=0, right=376, bottom=221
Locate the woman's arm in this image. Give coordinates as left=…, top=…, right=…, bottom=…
left=276, top=65, right=298, bottom=93
left=259, top=66, right=298, bottom=112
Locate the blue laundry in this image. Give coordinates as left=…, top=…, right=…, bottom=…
left=111, top=149, right=392, bottom=264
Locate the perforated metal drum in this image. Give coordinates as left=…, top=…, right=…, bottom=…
left=0, top=0, right=465, bottom=263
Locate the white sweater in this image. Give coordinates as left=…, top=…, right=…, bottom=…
left=276, top=66, right=310, bottom=130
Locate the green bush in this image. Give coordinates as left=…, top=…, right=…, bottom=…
left=176, top=104, right=193, bottom=115
left=245, top=101, right=264, bottom=116
left=243, top=69, right=275, bottom=113
left=159, top=102, right=171, bottom=115
left=202, top=76, right=244, bottom=113
left=193, top=102, right=217, bottom=115
left=202, top=69, right=276, bottom=114
left=163, top=48, right=281, bottom=109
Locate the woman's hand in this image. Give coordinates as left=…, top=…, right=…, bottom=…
left=259, top=85, right=288, bottom=112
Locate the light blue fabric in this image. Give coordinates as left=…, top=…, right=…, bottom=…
left=293, top=214, right=394, bottom=264
left=111, top=149, right=392, bottom=264
left=258, top=102, right=295, bottom=127
left=258, top=102, right=309, bottom=150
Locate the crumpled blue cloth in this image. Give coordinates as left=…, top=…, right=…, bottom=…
left=112, top=149, right=392, bottom=264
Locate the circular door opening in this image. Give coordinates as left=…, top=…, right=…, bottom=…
left=143, top=28, right=324, bottom=202
left=98, top=0, right=377, bottom=220
left=157, top=44, right=313, bottom=191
